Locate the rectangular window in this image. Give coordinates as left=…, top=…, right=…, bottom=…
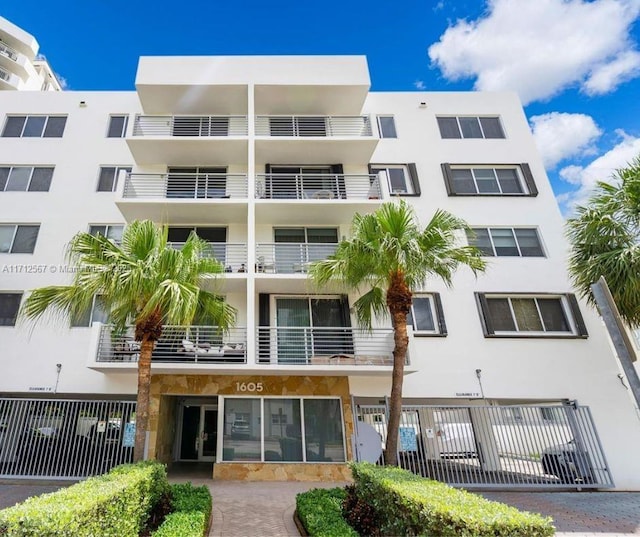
left=89, top=225, right=124, bottom=242
left=467, top=228, right=544, bottom=257
left=407, top=294, right=447, bottom=336
left=222, top=397, right=345, bottom=463
left=437, top=116, right=505, bottom=139
left=441, top=163, right=537, bottom=196
left=377, top=115, right=397, bottom=138
left=370, top=164, right=420, bottom=196
left=0, top=166, right=53, bottom=192
left=71, top=295, right=109, bottom=327
left=0, top=292, right=22, bottom=326
left=107, top=115, right=128, bottom=138
left=1, top=115, right=67, bottom=138
left=0, top=224, right=39, bottom=253
left=97, top=166, right=132, bottom=192
left=476, top=293, right=588, bottom=337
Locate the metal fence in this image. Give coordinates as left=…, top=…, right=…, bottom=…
left=0, top=42, right=19, bottom=62
left=123, top=173, right=248, bottom=199
left=0, top=398, right=136, bottom=480
left=255, top=174, right=381, bottom=200
left=132, top=115, right=248, bottom=137
left=354, top=402, right=613, bottom=489
left=255, top=115, right=373, bottom=137
left=97, top=325, right=247, bottom=364
left=255, top=243, right=338, bottom=274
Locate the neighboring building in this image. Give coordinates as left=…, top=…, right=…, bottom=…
left=0, top=16, right=61, bottom=92
left=1, top=52, right=640, bottom=488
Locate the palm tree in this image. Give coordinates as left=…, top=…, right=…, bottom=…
left=308, top=200, right=486, bottom=466
left=20, top=220, right=236, bottom=462
left=566, top=156, right=640, bottom=328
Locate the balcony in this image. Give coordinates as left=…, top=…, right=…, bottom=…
left=255, top=115, right=378, bottom=164
left=255, top=243, right=337, bottom=274
left=0, top=66, right=19, bottom=89
left=127, top=115, right=248, bottom=165
left=116, top=173, right=248, bottom=224
left=257, top=327, right=399, bottom=367
left=255, top=173, right=383, bottom=225
left=95, top=325, right=247, bottom=372
left=0, top=42, right=28, bottom=79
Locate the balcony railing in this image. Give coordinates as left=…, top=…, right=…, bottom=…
left=169, top=242, right=247, bottom=272
left=255, top=116, right=372, bottom=137
left=132, top=115, right=248, bottom=137
left=0, top=67, right=10, bottom=82
left=255, top=174, right=381, bottom=200
left=123, top=173, right=248, bottom=199
left=0, top=43, right=18, bottom=62
left=257, top=327, right=398, bottom=366
left=255, top=243, right=337, bottom=274
left=97, top=325, right=247, bottom=364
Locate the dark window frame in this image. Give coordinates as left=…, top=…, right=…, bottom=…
left=0, top=292, right=22, bottom=327
left=407, top=293, right=447, bottom=337
left=441, top=163, right=538, bottom=197
left=437, top=116, right=505, bottom=139
left=467, top=227, right=545, bottom=257
left=475, top=292, right=588, bottom=338
left=369, top=163, right=421, bottom=197
left=1, top=115, right=67, bottom=138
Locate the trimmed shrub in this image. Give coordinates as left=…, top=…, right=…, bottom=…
left=350, top=462, right=555, bottom=537
left=296, top=487, right=358, bottom=537
left=151, top=482, right=212, bottom=537
left=342, top=484, right=382, bottom=536
left=152, top=512, right=206, bottom=537
left=0, top=461, right=169, bottom=537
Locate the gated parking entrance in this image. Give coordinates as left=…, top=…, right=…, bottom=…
left=0, top=397, right=136, bottom=480
left=353, top=401, right=614, bottom=489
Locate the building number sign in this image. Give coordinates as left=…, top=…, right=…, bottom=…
left=235, top=382, right=264, bottom=392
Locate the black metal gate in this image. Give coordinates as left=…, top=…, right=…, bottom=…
left=0, top=397, right=136, bottom=480
left=353, top=401, right=614, bottom=489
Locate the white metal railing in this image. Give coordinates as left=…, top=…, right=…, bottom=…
left=256, top=326, right=397, bottom=365
left=255, top=173, right=381, bottom=200
left=96, top=325, right=247, bottom=364
left=255, top=243, right=337, bottom=274
left=132, top=115, right=248, bottom=137
left=122, top=173, right=248, bottom=199
left=169, top=242, right=247, bottom=272
left=255, top=115, right=373, bottom=137
left=0, top=42, right=18, bottom=62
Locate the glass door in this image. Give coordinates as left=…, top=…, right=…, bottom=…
left=199, top=406, right=218, bottom=461
left=276, top=298, right=312, bottom=363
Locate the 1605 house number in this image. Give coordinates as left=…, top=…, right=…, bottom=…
left=235, top=382, right=264, bottom=392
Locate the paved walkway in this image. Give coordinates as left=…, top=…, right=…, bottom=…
left=2, top=478, right=640, bottom=536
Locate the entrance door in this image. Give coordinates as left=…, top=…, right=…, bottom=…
left=180, top=404, right=218, bottom=461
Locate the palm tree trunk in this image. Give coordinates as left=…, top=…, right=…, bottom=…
left=384, top=271, right=411, bottom=466
left=133, top=335, right=153, bottom=462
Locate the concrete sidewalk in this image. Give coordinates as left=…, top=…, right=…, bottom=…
left=2, top=478, right=640, bottom=536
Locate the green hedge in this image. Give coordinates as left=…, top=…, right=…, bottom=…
left=350, top=463, right=555, bottom=537
left=0, top=461, right=169, bottom=537
left=296, top=488, right=358, bottom=537
left=152, top=482, right=212, bottom=537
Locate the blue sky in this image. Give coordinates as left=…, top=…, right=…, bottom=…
left=3, top=0, right=640, bottom=214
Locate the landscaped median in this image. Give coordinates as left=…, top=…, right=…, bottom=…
left=296, top=462, right=555, bottom=537
left=0, top=462, right=212, bottom=537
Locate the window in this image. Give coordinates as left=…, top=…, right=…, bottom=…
left=107, top=115, right=128, bottom=138
left=441, top=164, right=537, bottom=197
left=1, top=115, right=67, bottom=138
left=437, top=116, right=505, bottom=139
left=0, top=293, right=22, bottom=326
left=467, top=228, right=544, bottom=257
left=370, top=164, right=420, bottom=196
left=407, top=294, right=447, bottom=336
left=89, top=225, right=124, bottom=242
left=97, top=166, right=131, bottom=192
left=0, top=167, right=53, bottom=192
left=476, top=293, right=588, bottom=337
left=71, top=295, right=109, bottom=327
left=0, top=224, right=39, bottom=253
left=377, top=115, right=397, bottom=138
left=222, top=397, right=345, bottom=463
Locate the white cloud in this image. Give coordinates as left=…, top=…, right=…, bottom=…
left=428, top=0, right=640, bottom=104
left=414, top=80, right=426, bottom=90
left=529, top=112, right=602, bottom=169
left=558, top=130, right=640, bottom=211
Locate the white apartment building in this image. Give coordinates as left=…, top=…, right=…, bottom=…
left=1, top=50, right=639, bottom=488
left=0, top=17, right=61, bottom=92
